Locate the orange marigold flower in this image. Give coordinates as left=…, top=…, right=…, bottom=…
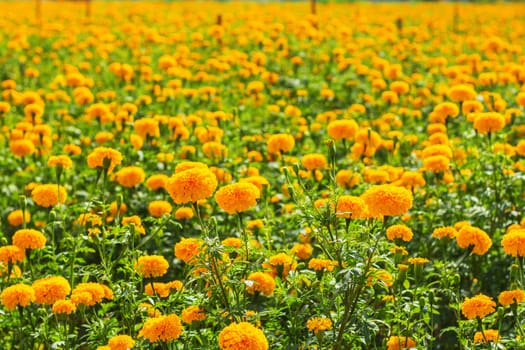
left=456, top=226, right=492, bottom=255
left=432, top=226, right=457, bottom=239
left=121, top=216, right=145, bottom=235
left=308, top=258, right=337, bottom=272
left=32, top=276, right=71, bottom=305
left=423, top=155, right=450, bottom=173
left=31, top=184, right=67, bottom=207
left=47, top=155, right=73, bottom=169
left=498, top=289, right=525, bottom=306
left=239, top=176, right=269, bottom=192
left=115, top=166, right=145, bottom=188
left=135, top=255, right=169, bottom=278
left=139, top=314, right=184, bottom=342
left=448, top=84, right=476, bottom=102
left=9, top=139, right=35, bottom=157
left=301, top=153, right=327, bottom=170
left=12, top=229, right=46, bottom=249
left=501, top=229, right=525, bottom=257
left=108, top=334, right=135, bottom=350
left=215, top=182, right=260, bottom=214
left=267, top=133, right=295, bottom=155
left=386, top=336, right=416, bottom=350
left=335, top=170, right=360, bottom=189
left=0, top=245, right=25, bottom=264
left=7, top=210, right=30, bottom=227
left=181, top=306, right=207, bottom=324
left=174, top=161, right=208, bottom=174
left=52, top=299, right=77, bottom=315
left=473, top=112, right=505, bottom=134
left=386, top=225, right=413, bottom=242
left=361, top=184, right=413, bottom=217
left=148, top=200, right=172, bottom=217
left=146, top=174, right=169, bottom=191
left=166, top=167, right=218, bottom=204
left=71, top=283, right=108, bottom=306
left=473, top=329, right=500, bottom=343
left=222, top=237, right=242, bottom=249
left=306, top=317, right=332, bottom=334
left=1, top=284, right=35, bottom=310
left=64, top=143, right=82, bottom=156
left=263, top=253, right=296, bottom=278
left=290, top=243, right=313, bottom=260
left=174, top=207, right=194, bottom=220
left=219, top=322, right=268, bottom=350
left=327, top=119, right=358, bottom=141
left=134, top=117, right=160, bottom=139
left=174, top=238, right=203, bottom=264
left=461, top=294, right=496, bottom=320
left=335, top=195, right=368, bottom=219
left=245, top=272, right=276, bottom=296
left=87, top=147, right=123, bottom=173
left=407, top=257, right=429, bottom=265
left=144, top=282, right=173, bottom=298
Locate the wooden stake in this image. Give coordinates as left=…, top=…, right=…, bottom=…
left=216, top=14, right=222, bottom=26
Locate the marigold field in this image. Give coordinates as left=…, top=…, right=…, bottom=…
left=0, top=1, right=524, bottom=349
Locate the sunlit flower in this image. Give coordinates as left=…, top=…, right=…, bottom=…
left=306, top=317, right=332, bottom=334
left=461, top=294, right=496, bottom=319
left=219, top=322, right=268, bottom=350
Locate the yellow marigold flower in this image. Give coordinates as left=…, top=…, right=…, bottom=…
left=432, top=226, right=457, bottom=239
left=290, top=243, right=313, bottom=260
left=135, top=255, right=169, bottom=278
left=361, top=184, right=413, bottom=217
left=456, top=226, right=492, bottom=255
left=87, top=147, right=123, bottom=173
left=148, top=200, right=172, bottom=217
left=12, top=229, right=46, bottom=249
left=139, top=314, right=184, bottom=342
left=134, top=117, right=160, bottom=139
left=108, top=334, right=135, bottom=350
left=367, top=269, right=393, bottom=287
left=327, top=119, right=358, bottom=141
left=181, top=306, right=207, bottom=324
left=454, top=221, right=470, bottom=230
left=146, top=174, right=169, bottom=191
left=461, top=294, right=496, bottom=320
left=9, top=139, right=35, bottom=157
left=336, top=195, right=368, bottom=219
left=219, top=322, right=268, bottom=350
left=52, top=299, right=76, bottom=315
left=31, top=184, right=67, bottom=207
left=64, top=143, right=82, bottom=156
left=473, top=329, right=499, bottom=343
left=115, top=166, right=145, bottom=188
left=407, top=257, right=429, bottom=265
left=144, top=282, right=173, bottom=298
left=390, top=81, right=410, bottom=94
left=423, top=155, right=450, bottom=173
left=47, top=155, right=73, bottom=169
left=335, top=170, right=360, bottom=189
left=121, top=216, right=145, bottom=235
left=0, top=245, right=25, bottom=264
left=71, top=283, right=108, bottom=306
left=174, top=207, right=194, bottom=220
left=306, top=317, right=332, bottom=334
left=32, top=276, right=71, bottom=305
left=448, top=84, right=476, bottom=102
left=7, top=210, right=30, bottom=227
left=239, top=176, right=269, bottom=192
left=308, top=258, right=337, bottom=272
left=421, top=144, right=453, bottom=159
left=166, top=167, right=218, bottom=204
left=1, top=284, right=35, bottom=310
left=501, top=229, right=525, bottom=257
left=387, top=336, right=416, bottom=350
left=215, top=182, right=260, bottom=214
left=434, top=102, right=459, bottom=119
left=222, top=237, right=242, bottom=249
left=473, top=112, right=505, bottom=134
left=498, top=289, right=525, bottom=306
left=267, top=133, right=295, bottom=155
left=301, top=153, right=327, bottom=170
left=174, top=238, right=203, bottom=264
left=245, top=272, right=276, bottom=296
left=386, top=225, right=413, bottom=242
left=399, top=171, right=425, bottom=190
left=263, top=253, right=296, bottom=278
left=129, top=134, right=143, bottom=150
left=390, top=245, right=409, bottom=256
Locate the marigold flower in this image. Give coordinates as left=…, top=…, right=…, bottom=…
left=31, top=184, right=67, bottom=207
left=461, top=294, right=496, bottom=319
left=7, top=210, right=31, bottom=227
left=134, top=117, right=160, bottom=139
left=407, top=257, right=429, bottom=265
left=361, top=184, right=413, bottom=217
left=327, top=119, right=358, bottom=141
left=0, top=245, right=25, bottom=265
left=71, top=282, right=108, bottom=306
left=267, top=133, right=295, bottom=154
left=218, top=322, right=268, bottom=350
left=473, top=329, right=499, bottom=343
left=87, top=147, right=123, bottom=173
left=290, top=243, right=313, bottom=260
left=32, top=276, right=71, bottom=305
left=386, top=336, right=416, bottom=350
left=148, top=200, right=172, bottom=217
left=306, top=317, right=332, bottom=334
left=498, top=289, right=525, bottom=306
left=432, top=226, right=457, bottom=239
left=215, top=182, right=260, bottom=214
left=174, top=238, right=203, bottom=263
left=334, top=195, right=367, bottom=219
left=47, top=155, right=73, bottom=169
left=146, top=174, right=169, bottom=190
left=308, top=258, right=337, bottom=272
left=12, top=229, right=46, bottom=250
left=423, top=155, right=450, bottom=173
left=501, top=229, right=525, bottom=257
left=473, top=112, right=505, bottom=134
left=386, top=225, right=413, bottom=242
left=335, top=170, right=360, bottom=188
left=115, top=166, right=145, bottom=188
left=1, top=284, right=35, bottom=310
left=9, top=139, right=35, bottom=157
left=108, top=334, right=135, bottom=350
left=239, top=176, right=269, bottom=192
left=301, top=153, right=327, bottom=170
left=174, top=207, right=194, bottom=220
left=181, top=306, right=207, bottom=324
left=52, top=299, right=77, bottom=315
left=135, top=255, right=169, bottom=278
left=166, top=167, right=218, bottom=204
left=245, top=272, right=276, bottom=296
left=456, top=226, right=492, bottom=255
left=448, top=84, right=476, bottom=102
left=263, top=253, right=296, bottom=278
left=139, top=314, right=184, bottom=342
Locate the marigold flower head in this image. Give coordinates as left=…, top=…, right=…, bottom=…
left=448, top=84, right=477, bottom=102
left=107, top=334, right=135, bottom=350
left=12, top=229, right=46, bottom=250
left=47, top=155, right=73, bottom=169
left=386, top=336, right=416, bottom=350
left=386, top=225, right=413, bottom=242
left=135, top=255, right=169, bottom=278
left=501, top=229, right=525, bottom=257
left=301, top=153, right=327, bottom=170
left=290, top=243, right=313, bottom=260
left=361, top=184, right=413, bottom=217
left=115, top=166, right=145, bottom=188
left=146, top=174, right=169, bottom=191
left=306, top=317, right=332, bottom=334
left=308, top=258, right=337, bottom=272
left=267, top=133, right=295, bottom=154
left=134, top=117, right=160, bottom=139
left=218, top=322, right=268, bottom=350
left=166, top=167, right=218, bottom=204
left=174, top=207, right=194, bottom=220
left=181, top=306, right=207, bottom=324
left=327, top=119, right=358, bottom=141
left=461, top=294, right=496, bottom=320
left=335, top=170, right=360, bottom=188
left=52, top=299, right=76, bottom=315
left=336, top=195, right=368, bottom=219
left=31, top=184, right=67, bottom=207
left=1, top=284, right=35, bottom=310
left=473, top=112, right=505, bottom=134
left=87, top=147, right=123, bottom=173
left=215, top=182, right=260, bottom=214
left=498, top=289, right=525, bottom=306
left=7, top=209, right=31, bottom=227
left=407, top=257, right=429, bottom=265
left=245, top=272, right=276, bottom=296
left=456, top=226, right=492, bottom=255
left=423, top=155, right=450, bottom=173
left=174, top=238, right=203, bottom=264
left=148, top=200, right=172, bottom=217
left=239, top=176, right=269, bottom=192
left=473, top=329, right=499, bottom=343
left=139, top=314, right=184, bottom=342
left=71, top=283, right=108, bottom=306
left=144, top=282, right=173, bottom=298
left=432, top=226, right=457, bottom=239
left=9, top=139, right=35, bottom=157
left=0, top=245, right=25, bottom=265
left=263, top=253, right=297, bottom=278
left=32, top=276, right=71, bottom=305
